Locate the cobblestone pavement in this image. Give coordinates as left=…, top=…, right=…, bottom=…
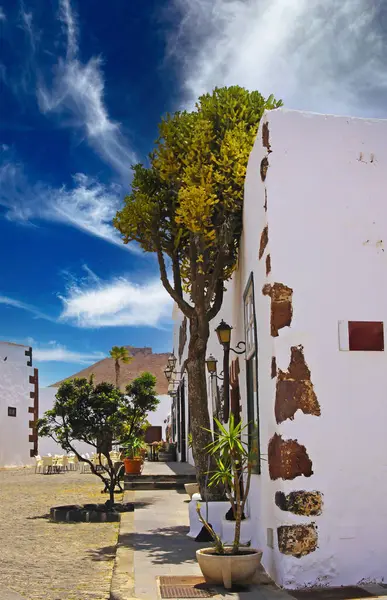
left=0, top=467, right=122, bottom=600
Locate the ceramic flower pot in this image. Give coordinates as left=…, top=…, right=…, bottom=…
left=123, top=458, right=142, bottom=475
left=196, top=547, right=263, bottom=589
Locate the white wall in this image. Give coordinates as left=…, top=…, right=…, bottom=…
left=38, top=387, right=95, bottom=456
left=171, top=108, right=387, bottom=588
left=0, top=343, right=34, bottom=467
left=147, top=395, right=171, bottom=439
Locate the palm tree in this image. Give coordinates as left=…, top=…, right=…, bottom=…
left=109, top=346, right=132, bottom=388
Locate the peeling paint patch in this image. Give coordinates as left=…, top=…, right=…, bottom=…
left=268, top=433, right=313, bottom=480
left=271, top=356, right=277, bottom=379
left=259, top=226, right=269, bottom=260
left=275, top=491, right=323, bottom=516
left=266, top=254, right=271, bottom=275
left=275, top=345, right=321, bottom=423
left=178, top=317, right=187, bottom=362
left=262, top=122, right=271, bottom=151
left=260, top=157, right=269, bottom=181
left=277, top=523, right=318, bottom=558
left=264, top=189, right=267, bottom=212
left=262, top=283, right=293, bottom=337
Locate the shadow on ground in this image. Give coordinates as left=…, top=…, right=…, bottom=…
left=96, top=525, right=206, bottom=566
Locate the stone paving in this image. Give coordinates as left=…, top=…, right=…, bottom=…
left=0, top=467, right=122, bottom=600
left=116, top=488, right=291, bottom=600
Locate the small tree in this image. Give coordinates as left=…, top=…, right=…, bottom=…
left=37, top=373, right=159, bottom=505
left=109, top=346, right=132, bottom=388
left=114, top=86, right=282, bottom=497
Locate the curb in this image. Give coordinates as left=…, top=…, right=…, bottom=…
left=110, top=491, right=136, bottom=600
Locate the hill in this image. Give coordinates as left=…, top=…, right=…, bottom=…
left=51, top=346, right=170, bottom=394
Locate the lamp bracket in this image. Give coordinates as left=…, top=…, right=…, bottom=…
left=230, top=341, right=246, bottom=355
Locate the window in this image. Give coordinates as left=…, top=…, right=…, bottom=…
left=8, top=407, right=17, bottom=417
left=243, top=273, right=260, bottom=473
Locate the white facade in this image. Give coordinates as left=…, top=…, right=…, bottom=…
left=172, top=109, right=387, bottom=588
left=0, top=342, right=36, bottom=467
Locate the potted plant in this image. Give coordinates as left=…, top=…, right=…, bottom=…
left=121, top=435, right=145, bottom=475
left=195, top=415, right=262, bottom=590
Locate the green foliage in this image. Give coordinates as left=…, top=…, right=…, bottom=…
left=197, top=415, right=254, bottom=553
left=109, top=346, right=131, bottom=363
left=114, top=86, right=282, bottom=313
left=37, top=373, right=159, bottom=501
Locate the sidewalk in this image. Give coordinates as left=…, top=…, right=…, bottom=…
left=112, top=488, right=292, bottom=600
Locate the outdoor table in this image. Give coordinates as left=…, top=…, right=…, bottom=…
left=148, top=442, right=159, bottom=462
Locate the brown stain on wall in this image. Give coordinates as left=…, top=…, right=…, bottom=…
left=259, top=226, right=269, bottom=260
left=277, top=524, right=318, bottom=558
left=275, top=491, right=323, bottom=516
left=262, top=283, right=293, bottom=336
left=262, top=122, right=271, bottom=151
left=266, top=254, right=271, bottom=275
left=260, top=157, right=269, bottom=181
left=271, top=356, right=277, bottom=379
left=268, top=433, right=313, bottom=480
left=179, top=317, right=187, bottom=362
left=275, top=345, right=321, bottom=424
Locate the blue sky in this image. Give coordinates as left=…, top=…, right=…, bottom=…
left=1, top=0, right=386, bottom=386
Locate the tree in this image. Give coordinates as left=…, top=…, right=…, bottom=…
left=37, top=373, right=159, bottom=504
left=109, top=346, right=132, bottom=388
left=114, top=86, right=282, bottom=498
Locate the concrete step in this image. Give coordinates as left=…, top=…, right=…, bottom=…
left=124, top=473, right=196, bottom=482
left=124, top=479, right=194, bottom=490
left=124, top=473, right=196, bottom=490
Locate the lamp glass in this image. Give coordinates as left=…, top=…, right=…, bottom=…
left=215, top=320, right=232, bottom=346
left=167, top=353, right=177, bottom=369
left=164, top=367, right=172, bottom=382
left=206, top=355, right=218, bottom=374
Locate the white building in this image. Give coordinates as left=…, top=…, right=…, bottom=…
left=0, top=341, right=38, bottom=467
left=171, top=108, right=387, bottom=588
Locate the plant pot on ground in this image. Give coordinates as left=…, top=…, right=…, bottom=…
left=195, top=415, right=262, bottom=590
left=121, top=435, right=145, bottom=475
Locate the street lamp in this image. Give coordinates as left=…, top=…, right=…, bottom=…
left=205, top=354, right=218, bottom=375
left=167, top=353, right=177, bottom=370
left=215, top=320, right=232, bottom=347
left=215, top=320, right=246, bottom=423
left=164, top=367, right=172, bottom=382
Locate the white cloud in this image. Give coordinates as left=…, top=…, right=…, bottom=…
left=59, top=267, right=173, bottom=328
left=33, top=342, right=105, bottom=364
left=0, top=6, right=6, bottom=21
left=0, top=157, right=137, bottom=251
left=37, top=0, right=136, bottom=177
left=168, top=0, right=387, bottom=118
left=0, top=295, right=55, bottom=322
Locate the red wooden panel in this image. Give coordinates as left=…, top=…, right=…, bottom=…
left=348, top=321, right=384, bottom=351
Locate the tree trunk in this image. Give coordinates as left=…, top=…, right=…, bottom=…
left=115, top=360, right=120, bottom=388
left=187, top=315, right=224, bottom=501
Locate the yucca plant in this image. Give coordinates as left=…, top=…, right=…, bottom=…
left=196, top=414, right=253, bottom=554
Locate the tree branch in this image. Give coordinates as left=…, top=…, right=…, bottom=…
left=207, top=280, right=224, bottom=321
left=156, top=246, right=193, bottom=317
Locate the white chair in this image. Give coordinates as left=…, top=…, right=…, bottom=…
left=34, top=455, right=43, bottom=473
left=41, top=456, right=53, bottom=474
left=67, top=454, right=78, bottom=471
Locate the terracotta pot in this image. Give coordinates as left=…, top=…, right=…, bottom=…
left=196, top=548, right=262, bottom=589
left=123, top=458, right=143, bottom=475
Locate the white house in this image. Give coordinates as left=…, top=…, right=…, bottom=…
left=170, top=108, right=387, bottom=588
left=0, top=341, right=38, bottom=467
